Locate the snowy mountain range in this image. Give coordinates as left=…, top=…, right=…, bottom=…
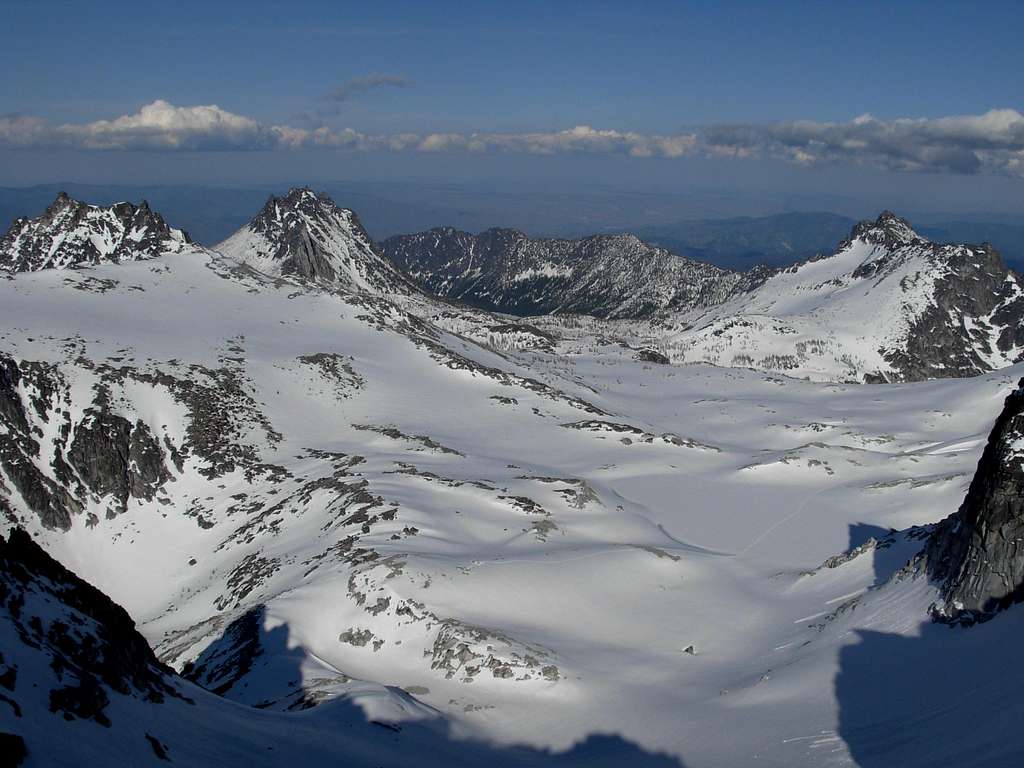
left=2, top=189, right=1024, bottom=767
left=384, top=211, right=1024, bottom=383
left=381, top=226, right=766, bottom=318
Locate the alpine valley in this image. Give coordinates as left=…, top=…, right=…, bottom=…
left=3, top=188, right=1024, bottom=768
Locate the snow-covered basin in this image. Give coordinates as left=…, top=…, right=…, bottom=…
left=2, top=251, right=1020, bottom=767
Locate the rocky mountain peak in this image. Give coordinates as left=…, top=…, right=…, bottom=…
left=478, top=226, right=526, bottom=238
left=48, top=190, right=75, bottom=212
left=282, top=186, right=328, bottom=209
left=848, top=210, right=923, bottom=248
left=252, top=187, right=339, bottom=231
left=217, top=189, right=409, bottom=294
left=582, top=232, right=644, bottom=250
left=922, top=379, right=1024, bottom=624
left=0, top=194, right=192, bottom=273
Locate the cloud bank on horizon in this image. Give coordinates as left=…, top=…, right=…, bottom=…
left=2, top=100, right=1023, bottom=176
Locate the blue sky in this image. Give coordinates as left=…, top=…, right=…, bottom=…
left=2, top=0, right=1023, bottom=210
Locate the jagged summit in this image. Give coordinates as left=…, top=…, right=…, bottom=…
left=252, top=187, right=340, bottom=227
left=0, top=193, right=192, bottom=273
left=847, top=210, right=923, bottom=248
left=922, top=379, right=1024, bottom=624
left=217, top=187, right=409, bottom=295
left=474, top=226, right=529, bottom=242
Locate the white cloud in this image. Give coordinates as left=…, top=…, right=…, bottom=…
left=461, top=125, right=698, bottom=158
left=704, top=109, right=1024, bottom=175
left=78, top=100, right=279, bottom=150
left=1, top=101, right=279, bottom=151
left=418, top=132, right=466, bottom=152
left=0, top=102, right=699, bottom=159
left=3, top=100, right=1023, bottom=175
left=411, top=125, right=699, bottom=159
left=0, top=115, right=52, bottom=148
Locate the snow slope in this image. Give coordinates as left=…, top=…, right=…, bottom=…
left=1, top=195, right=1024, bottom=767
left=3, top=528, right=686, bottom=767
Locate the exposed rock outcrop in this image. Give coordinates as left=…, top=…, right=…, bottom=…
left=923, top=379, right=1024, bottom=624
left=0, top=527, right=186, bottom=730
left=870, top=216, right=1024, bottom=381
left=67, top=409, right=171, bottom=516
left=667, top=212, right=1024, bottom=383
left=0, top=355, right=82, bottom=530
left=180, top=606, right=266, bottom=696
left=0, top=354, right=180, bottom=528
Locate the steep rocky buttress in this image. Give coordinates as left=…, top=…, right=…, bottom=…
left=0, top=527, right=186, bottom=757
left=923, top=378, right=1024, bottom=624
left=859, top=214, right=1024, bottom=381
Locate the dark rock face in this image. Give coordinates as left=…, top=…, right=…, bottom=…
left=845, top=210, right=920, bottom=251
left=91, top=362, right=282, bottom=481
left=0, top=192, right=192, bottom=273
left=0, top=354, right=173, bottom=529
left=793, top=212, right=1024, bottom=382
left=0, top=732, right=27, bottom=766
left=145, top=732, right=171, bottom=761
left=876, top=233, right=1024, bottom=381
left=250, top=192, right=345, bottom=282
left=0, top=356, right=82, bottom=530
left=68, top=410, right=170, bottom=517
left=637, top=349, right=671, bottom=365
left=279, top=226, right=338, bottom=281
left=381, top=225, right=756, bottom=319
left=923, top=379, right=1024, bottom=624
left=0, top=527, right=187, bottom=732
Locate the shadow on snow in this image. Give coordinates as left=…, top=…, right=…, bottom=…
left=185, top=605, right=688, bottom=767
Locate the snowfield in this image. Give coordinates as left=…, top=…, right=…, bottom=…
left=2, top=193, right=1024, bottom=767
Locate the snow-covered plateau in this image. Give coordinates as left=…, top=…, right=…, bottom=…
left=1, top=189, right=1023, bottom=767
